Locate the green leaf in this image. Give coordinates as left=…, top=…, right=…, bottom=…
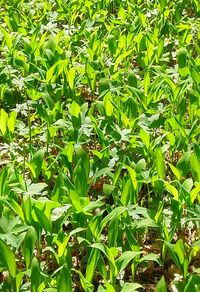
left=0, top=26, right=12, bottom=49
left=190, top=183, right=200, bottom=203
left=140, top=128, right=150, bottom=149
left=73, top=269, right=94, bottom=292
left=66, top=67, right=76, bottom=90
left=31, top=257, right=41, bottom=292
left=121, top=283, right=142, bottom=292
left=23, top=226, right=37, bottom=268
left=0, top=109, right=8, bottom=136
left=190, top=151, right=200, bottom=182
left=104, top=281, right=116, bottom=292
left=73, top=151, right=90, bottom=196
left=33, top=206, right=52, bottom=233
left=0, top=238, right=16, bottom=278
left=137, top=218, right=158, bottom=229
left=139, top=253, right=161, bottom=265
left=168, top=162, right=181, bottom=181
left=165, top=182, right=179, bottom=201
left=46, top=60, right=68, bottom=83
left=104, top=92, right=113, bottom=116
left=15, top=272, right=24, bottom=292
left=174, top=239, right=185, bottom=265
left=58, top=264, right=72, bottom=292
left=177, top=152, right=190, bottom=177
left=126, top=165, right=138, bottom=190
left=164, top=240, right=183, bottom=273
left=30, top=149, right=45, bottom=181
left=116, top=251, right=141, bottom=275
left=156, top=276, right=167, bottom=292
left=155, top=147, right=165, bottom=179
left=86, top=248, right=100, bottom=283
left=70, top=101, right=80, bottom=118
left=90, top=243, right=117, bottom=278
left=91, top=167, right=112, bottom=183
left=101, top=206, right=127, bottom=230
left=7, top=111, right=17, bottom=134
left=114, top=49, right=132, bottom=72
left=58, top=227, right=85, bottom=258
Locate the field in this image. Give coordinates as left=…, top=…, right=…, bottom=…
left=0, top=0, right=200, bottom=291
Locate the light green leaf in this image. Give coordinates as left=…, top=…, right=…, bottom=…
left=116, top=251, right=141, bottom=274
left=140, top=128, right=150, bottom=149
left=23, top=226, right=37, bottom=268
left=58, top=264, right=72, bottom=292
left=0, top=109, right=8, bottom=135
left=86, top=248, right=100, bottom=283
left=126, top=165, right=138, bottom=190
left=31, top=257, right=41, bottom=292
left=7, top=111, right=17, bottom=134
left=0, top=239, right=16, bottom=278
left=33, top=207, right=52, bottom=233
left=165, top=182, right=179, bottom=201
left=0, top=26, right=12, bottom=49
left=121, top=283, right=142, bottom=292
left=155, top=147, right=165, bottom=179
left=168, top=163, right=181, bottom=181
left=70, top=101, right=80, bottom=118
left=156, top=276, right=167, bottom=292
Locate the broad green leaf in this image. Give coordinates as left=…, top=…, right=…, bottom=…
left=33, top=206, right=52, bottom=233
left=121, top=283, right=142, bottom=292
left=177, top=152, right=190, bottom=177
left=31, top=257, right=41, bottom=292
left=101, top=206, right=127, bottom=230
left=137, top=219, right=158, bottom=229
left=73, top=151, right=89, bottom=196
left=164, top=241, right=183, bottom=272
left=3, top=198, right=24, bottom=221
left=104, top=92, right=113, bottom=116
left=58, top=264, right=72, bottom=292
left=174, top=239, right=185, bottom=265
left=114, top=49, right=132, bottom=72
left=144, top=71, right=150, bottom=96
left=58, top=227, right=85, bottom=257
left=91, top=167, right=112, bottom=182
left=190, top=152, right=200, bottom=182
left=126, top=165, right=138, bottom=190
left=0, top=238, right=16, bottom=278
left=46, top=60, right=68, bottom=83
left=15, top=272, right=24, bottom=292
left=190, top=183, right=200, bottom=203
left=66, top=67, right=76, bottom=90
left=104, top=281, right=116, bottom=292
left=73, top=269, right=94, bottom=292
left=90, top=243, right=117, bottom=278
left=23, top=226, right=37, bottom=268
left=86, top=248, right=100, bottom=283
left=0, top=25, right=12, bottom=49
left=30, top=149, right=45, bottom=180
left=155, top=147, right=165, bottom=179
left=70, top=101, right=80, bottom=118
left=0, top=109, right=8, bottom=135
left=116, top=251, right=141, bottom=275
left=7, top=111, right=17, bottom=134
left=165, top=182, right=179, bottom=201
left=168, top=162, right=181, bottom=181
left=108, top=215, right=119, bottom=246
left=156, top=276, right=167, bottom=292
left=140, top=128, right=150, bottom=149
left=139, top=253, right=161, bottom=265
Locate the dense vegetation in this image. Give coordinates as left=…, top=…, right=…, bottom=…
left=0, top=0, right=200, bottom=291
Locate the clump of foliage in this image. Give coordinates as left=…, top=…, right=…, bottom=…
left=0, top=0, right=200, bottom=291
